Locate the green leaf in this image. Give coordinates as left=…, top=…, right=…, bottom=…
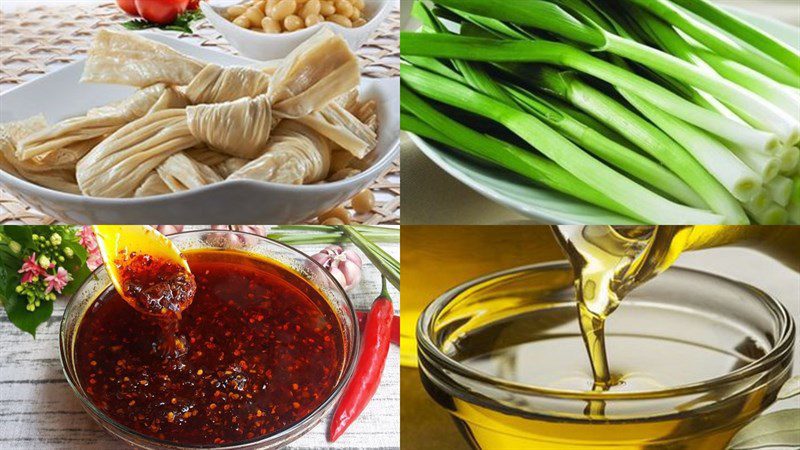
left=61, top=262, right=90, bottom=297
left=728, top=409, right=800, bottom=449
left=0, top=263, right=18, bottom=307
left=122, top=19, right=155, bottom=30
left=59, top=230, right=90, bottom=296
left=3, top=289, right=52, bottom=338
left=1, top=226, right=33, bottom=250
left=121, top=9, right=204, bottom=34
left=778, top=376, right=800, bottom=400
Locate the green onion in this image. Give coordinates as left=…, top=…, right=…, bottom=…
left=401, top=0, right=798, bottom=224
left=745, top=201, right=788, bottom=225
left=629, top=10, right=770, bottom=125
left=504, top=84, right=705, bottom=206
left=400, top=100, right=637, bottom=223
left=603, top=33, right=798, bottom=145
left=693, top=48, right=800, bottom=120
left=517, top=65, right=747, bottom=223
left=622, top=92, right=761, bottom=202
left=425, top=1, right=799, bottom=146
left=779, top=146, right=800, bottom=174
left=267, top=225, right=399, bottom=245
left=430, top=0, right=604, bottom=46
left=766, top=176, right=794, bottom=207
left=401, top=63, right=722, bottom=224
left=626, top=0, right=799, bottom=88
left=415, top=13, right=706, bottom=210
left=747, top=189, right=770, bottom=213
left=400, top=55, right=461, bottom=80
left=788, top=177, right=800, bottom=224
left=268, top=226, right=399, bottom=289
left=434, top=4, right=535, bottom=40
left=669, top=0, right=800, bottom=77
left=400, top=32, right=781, bottom=153
left=728, top=145, right=780, bottom=182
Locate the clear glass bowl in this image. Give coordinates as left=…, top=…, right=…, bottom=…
left=60, top=230, right=359, bottom=450
left=417, top=262, right=795, bottom=450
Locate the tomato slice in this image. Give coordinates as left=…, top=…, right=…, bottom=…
left=135, top=0, right=189, bottom=25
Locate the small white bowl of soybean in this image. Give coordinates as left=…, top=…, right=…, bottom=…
left=202, top=0, right=394, bottom=60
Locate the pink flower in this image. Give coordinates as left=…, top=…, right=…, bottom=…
left=78, top=226, right=103, bottom=270
left=44, top=267, right=72, bottom=294
left=86, top=250, right=103, bottom=271
left=18, top=253, right=46, bottom=284
left=77, top=226, right=97, bottom=250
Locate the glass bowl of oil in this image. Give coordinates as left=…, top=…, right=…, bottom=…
left=60, top=229, right=359, bottom=449
left=417, top=262, right=794, bottom=450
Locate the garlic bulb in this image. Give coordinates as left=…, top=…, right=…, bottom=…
left=311, top=245, right=362, bottom=291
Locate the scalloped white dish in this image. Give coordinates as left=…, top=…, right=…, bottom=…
left=0, top=32, right=399, bottom=224
left=405, top=9, right=799, bottom=224
left=202, top=0, right=395, bottom=60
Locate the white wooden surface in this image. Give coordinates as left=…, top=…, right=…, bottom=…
left=0, top=227, right=400, bottom=449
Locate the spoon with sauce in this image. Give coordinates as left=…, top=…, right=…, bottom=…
left=92, top=225, right=196, bottom=319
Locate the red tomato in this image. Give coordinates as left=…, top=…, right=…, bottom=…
left=187, top=0, right=200, bottom=10
left=117, top=0, right=139, bottom=15
left=135, top=0, right=190, bottom=25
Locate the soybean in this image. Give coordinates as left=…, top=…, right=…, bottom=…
left=351, top=189, right=375, bottom=214
left=227, top=0, right=367, bottom=33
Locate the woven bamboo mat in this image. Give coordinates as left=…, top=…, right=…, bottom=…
left=0, top=1, right=399, bottom=225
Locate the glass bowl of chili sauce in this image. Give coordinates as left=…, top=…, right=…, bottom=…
left=59, top=230, right=358, bottom=449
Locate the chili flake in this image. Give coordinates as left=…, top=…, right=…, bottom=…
left=75, top=250, right=345, bottom=446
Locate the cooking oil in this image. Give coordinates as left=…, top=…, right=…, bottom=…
left=409, top=226, right=797, bottom=450
left=417, top=262, right=792, bottom=450
left=400, top=226, right=564, bottom=366
left=403, top=225, right=799, bottom=367
left=553, top=225, right=798, bottom=391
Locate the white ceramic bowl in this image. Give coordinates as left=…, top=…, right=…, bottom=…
left=202, top=0, right=395, bottom=60
left=0, top=32, right=399, bottom=224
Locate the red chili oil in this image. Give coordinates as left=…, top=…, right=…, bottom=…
left=115, top=252, right=196, bottom=317
left=75, top=250, right=346, bottom=445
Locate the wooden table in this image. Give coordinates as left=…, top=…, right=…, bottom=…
left=0, top=228, right=401, bottom=449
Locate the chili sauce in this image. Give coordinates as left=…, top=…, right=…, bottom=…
left=75, top=250, right=346, bottom=445
left=115, top=252, right=196, bottom=317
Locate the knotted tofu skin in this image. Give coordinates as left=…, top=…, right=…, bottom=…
left=186, top=95, right=273, bottom=159
left=77, top=109, right=199, bottom=198
left=229, top=121, right=330, bottom=185
left=185, top=64, right=271, bottom=105
left=81, top=29, right=205, bottom=87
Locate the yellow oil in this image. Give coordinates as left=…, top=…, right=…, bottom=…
left=403, top=225, right=798, bottom=450
left=417, top=258, right=787, bottom=450
left=401, top=225, right=799, bottom=367
left=554, top=225, right=799, bottom=391
left=400, top=226, right=564, bottom=367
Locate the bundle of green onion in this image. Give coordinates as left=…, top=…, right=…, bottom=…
left=400, top=0, right=800, bottom=224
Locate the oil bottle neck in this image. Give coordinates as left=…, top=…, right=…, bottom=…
left=678, top=226, right=799, bottom=270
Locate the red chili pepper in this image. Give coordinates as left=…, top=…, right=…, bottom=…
left=356, top=310, right=367, bottom=331
left=328, top=278, right=393, bottom=442
left=356, top=310, right=399, bottom=346
left=390, top=315, right=400, bottom=346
